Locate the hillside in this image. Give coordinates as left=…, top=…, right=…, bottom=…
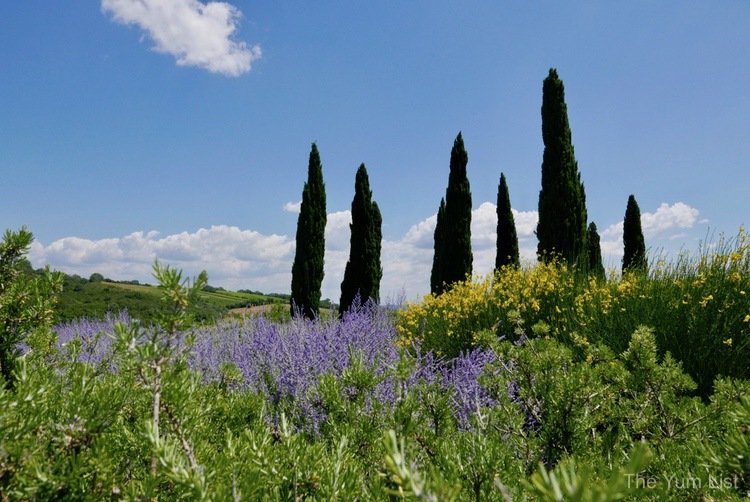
left=55, top=273, right=290, bottom=324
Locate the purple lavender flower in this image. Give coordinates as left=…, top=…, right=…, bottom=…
left=444, top=349, right=498, bottom=428
left=187, top=299, right=402, bottom=432
left=49, top=301, right=509, bottom=435
left=54, top=310, right=132, bottom=367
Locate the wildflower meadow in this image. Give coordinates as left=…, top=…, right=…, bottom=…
left=2, top=231, right=750, bottom=500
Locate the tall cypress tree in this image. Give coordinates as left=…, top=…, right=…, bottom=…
left=443, top=132, right=473, bottom=287
left=290, top=143, right=327, bottom=319
left=587, top=222, right=605, bottom=280
left=495, top=173, right=519, bottom=270
left=622, top=194, right=647, bottom=274
left=430, top=198, right=446, bottom=295
left=339, top=164, right=382, bottom=316
left=536, top=68, right=588, bottom=266
left=432, top=132, right=473, bottom=294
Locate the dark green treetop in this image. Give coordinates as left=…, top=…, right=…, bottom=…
left=536, top=68, right=588, bottom=267
left=430, top=198, right=446, bottom=295
left=339, top=164, right=382, bottom=316
left=438, top=132, right=473, bottom=293
left=290, top=143, right=327, bottom=319
left=495, top=173, right=520, bottom=270
left=622, top=194, right=647, bottom=274
left=587, top=222, right=606, bottom=280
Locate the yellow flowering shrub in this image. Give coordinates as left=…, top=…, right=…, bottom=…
left=396, top=275, right=496, bottom=357
left=396, top=229, right=750, bottom=396
left=397, top=261, right=580, bottom=357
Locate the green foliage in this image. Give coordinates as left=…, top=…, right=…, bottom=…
left=55, top=273, right=280, bottom=324
left=536, top=68, right=588, bottom=267
left=432, top=132, right=473, bottom=295
left=381, top=429, right=461, bottom=500
left=339, top=163, right=383, bottom=315
left=0, top=227, right=63, bottom=388
left=526, top=442, right=652, bottom=501
left=586, top=222, right=605, bottom=280
left=430, top=197, right=447, bottom=295
left=291, top=143, right=327, bottom=319
left=495, top=173, right=520, bottom=270
left=88, top=272, right=104, bottom=282
left=704, top=381, right=750, bottom=496
left=623, top=194, right=647, bottom=274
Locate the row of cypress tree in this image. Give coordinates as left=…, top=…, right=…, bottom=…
left=429, top=68, right=648, bottom=294
left=290, top=145, right=382, bottom=319
left=290, top=68, right=649, bottom=317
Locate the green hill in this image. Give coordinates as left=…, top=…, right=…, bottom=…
left=55, top=273, right=289, bottom=324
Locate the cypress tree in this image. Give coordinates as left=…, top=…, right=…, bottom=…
left=339, top=164, right=382, bottom=316
left=536, top=68, right=588, bottom=266
left=431, top=132, right=473, bottom=294
left=622, top=194, right=647, bottom=274
left=587, top=222, right=605, bottom=280
left=495, top=173, right=519, bottom=270
left=430, top=198, right=446, bottom=295
left=290, top=143, right=327, bottom=319
left=443, top=132, right=473, bottom=287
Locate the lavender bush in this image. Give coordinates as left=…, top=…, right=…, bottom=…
left=54, top=310, right=133, bottom=367
left=49, top=301, right=499, bottom=435
left=187, top=299, right=498, bottom=433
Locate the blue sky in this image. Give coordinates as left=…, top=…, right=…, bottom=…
left=1, top=1, right=748, bottom=300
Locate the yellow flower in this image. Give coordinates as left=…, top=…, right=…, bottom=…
left=723, top=338, right=733, bottom=347
left=699, top=294, right=714, bottom=307
left=585, top=354, right=593, bottom=364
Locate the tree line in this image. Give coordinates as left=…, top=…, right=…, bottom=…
left=290, top=68, right=647, bottom=318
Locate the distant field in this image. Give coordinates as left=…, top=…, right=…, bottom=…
left=109, top=281, right=281, bottom=307
left=55, top=274, right=287, bottom=324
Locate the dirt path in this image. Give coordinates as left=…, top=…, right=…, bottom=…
left=227, top=304, right=276, bottom=316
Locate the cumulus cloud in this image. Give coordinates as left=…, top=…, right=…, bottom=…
left=641, top=202, right=700, bottom=237
left=283, top=201, right=301, bottom=214
left=599, top=202, right=702, bottom=261
left=602, top=202, right=699, bottom=240
left=30, top=225, right=294, bottom=293
left=471, top=202, right=498, bottom=250
left=513, top=209, right=539, bottom=240
left=101, top=0, right=261, bottom=76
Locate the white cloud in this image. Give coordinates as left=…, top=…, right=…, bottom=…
left=320, top=211, right=352, bottom=300
left=599, top=202, right=702, bottom=262
left=324, top=211, right=352, bottom=251
left=402, top=214, right=437, bottom=249
left=283, top=201, right=301, bottom=214
left=602, top=202, right=700, bottom=241
left=513, top=209, right=539, bottom=240
left=471, top=202, right=498, bottom=250
left=641, top=202, right=700, bottom=238
left=31, top=225, right=294, bottom=293
left=101, top=0, right=261, bottom=76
